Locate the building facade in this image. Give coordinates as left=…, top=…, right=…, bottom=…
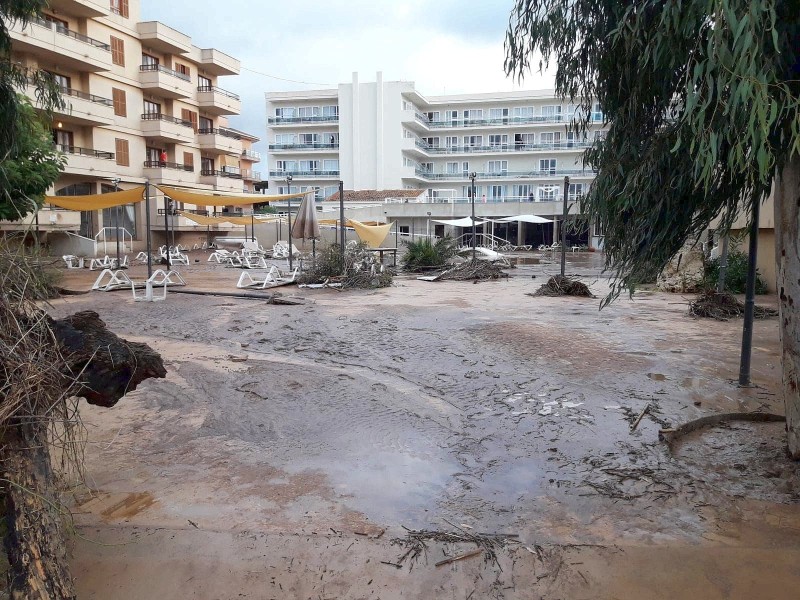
left=4, top=0, right=259, bottom=247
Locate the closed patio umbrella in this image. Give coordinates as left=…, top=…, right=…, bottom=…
left=291, top=190, right=320, bottom=258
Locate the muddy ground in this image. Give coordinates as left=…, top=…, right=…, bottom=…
left=49, top=252, right=798, bottom=599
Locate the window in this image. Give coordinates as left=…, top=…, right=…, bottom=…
left=275, top=133, right=296, bottom=145
left=181, top=109, right=198, bottom=130
left=175, top=63, right=190, bottom=78
left=445, top=161, right=459, bottom=174
left=276, top=160, right=297, bottom=172
left=490, top=185, right=506, bottom=200
left=299, top=160, right=319, bottom=172
left=594, top=219, right=604, bottom=237
left=201, top=156, right=214, bottom=172
left=56, top=183, right=93, bottom=196
left=539, top=159, right=557, bottom=175
left=112, top=88, right=126, bottom=117
left=462, top=109, right=483, bottom=121
left=445, top=136, right=458, bottom=149
left=422, top=137, right=440, bottom=147
left=199, top=116, right=213, bottom=130
left=540, top=132, right=562, bottom=146
left=447, top=110, right=459, bottom=124
left=145, top=146, right=160, bottom=163
left=426, top=111, right=440, bottom=122
left=115, top=138, right=129, bottom=166
left=183, top=152, right=194, bottom=169
left=47, top=72, right=70, bottom=90
left=143, top=100, right=160, bottom=115
left=462, top=161, right=470, bottom=176
left=110, top=37, right=125, bottom=66
left=487, top=160, right=508, bottom=174
left=420, top=162, right=433, bottom=173
left=539, top=185, right=558, bottom=200
left=514, top=184, right=533, bottom=200
left=298, top=106, right=321, bottom=118
left=515, top=133, right=535, bottom=147
left=198, top=75, right=211, bottom=90
left=110, top=0, right=129, bottom=18
left=399, top=225, right=410, bottom=234
left=489, top=108, right=509, bottom=122
left=141, top=53, right=158, bottom=67
left=541, top=105, right=563, bottom=121
left=512, top=106, right=534, bottom=120
left=43, top=14, right=68, bottom=28
left=593, top=130, right=607, bottom=141
left=567, top=131, right=587, bottom=146
left=488, top=134, right=508, bottom=148
left=323, top=159, right=339, bottom=172
left=322, top=105, right=338, bottom=117
left=592, top=103, right=603, bottom=122
left=275, top=107, right=295, bottom=118
left=53, top=129, right=73, bottom=151
left=324, top=132, right=339, bottom=145
left=463, top=135, right=482, bottom=148
left=568, top=183, right=585, bottom=200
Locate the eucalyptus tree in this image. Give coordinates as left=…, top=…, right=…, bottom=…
left=505, top=0, right=800, bottom=455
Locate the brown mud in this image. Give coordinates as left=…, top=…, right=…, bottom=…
left=49, top=253, right=798, bottom=599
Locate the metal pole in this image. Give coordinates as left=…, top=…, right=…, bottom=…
left=470, top=173, right=477, bottom=262
left=114, top=179, right=120, bottom=265
left=716, top=232, right=730, bottom=294
left=163, top=195, right=171, bottom=268
left=145, top=180, right=153, bottom=278
left=286, top=175, right=293, bottom=271
left=395, top=220, right=399, bottom=248
left=339, top=180, right=345, bottom=273
left=738, top=194, right=761, bottom=386
left=560, top=176, right=570, bottom=277
left=251, top=214, right=255, bottom=242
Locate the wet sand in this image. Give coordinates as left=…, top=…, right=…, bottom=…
left=50, top=253, right=798, bottom=599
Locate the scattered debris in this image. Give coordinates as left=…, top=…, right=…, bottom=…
left=528, top=275, right=594, bottom=298
left=689, top=290, right=778, bottom=321
left=390, top=524, right=518, bottom=568
left=435, top=549, right=483, bottom=567
left=630, top=403, right=650, bottom=432
left=659, top=412, right=786, bottom=444
left=431, top=260, right=510, bottom=282
left=299, top=243, right=393, bottom=289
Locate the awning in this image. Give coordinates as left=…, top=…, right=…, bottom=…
left=497, top=214, right=554, bottom=224
left=432, top=217, right=488, bottom=227
left=347, top=219, right=393, bottom=248
left=45, top=186, right=146, bottom=210
left=157, top=185, right=310, bottom=206
left=177, top=212, right=284, bottom=226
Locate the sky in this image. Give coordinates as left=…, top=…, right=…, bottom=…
left=141, top=0, right=554, bottom=154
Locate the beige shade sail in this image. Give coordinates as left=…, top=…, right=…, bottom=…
left=291, top=192, right=320, bottom=240
left=157, top=185, right=307, bottom=207
left=177, top=212, right=284, bottom=226
left=45, top=186, right=146, bottom=211
left=347, top=219, right=393, bottom=248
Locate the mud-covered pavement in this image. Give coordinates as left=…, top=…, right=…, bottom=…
left=52, top=254, right=799, bottom=599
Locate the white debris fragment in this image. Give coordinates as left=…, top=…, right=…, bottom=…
left=561, top=401, right=584, bottom=409
left=538, top=406, right=553, bottom=416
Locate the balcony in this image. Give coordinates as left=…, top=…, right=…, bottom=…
left=412, top=168, right=590, bottom=181
left=143, top=160, right=197, bottom=187
left=199, top=168, right=245, bottom=192
left=196, top=85, right=241, bottom=115
left=267, top=115, right=339, bottom=126
left=140, top=113, right=195, bottom=143
left=241, top=149, right=261, bottom=161
left=197, top=128, right=243, bottom=156
left=9, top=16, right=111, bottom=72
left=47, top=0, right=109, bottom=17
left=240, top=170, right=261, bottom=181
left=411, top=140, right=594, bottom=155
left=139, top=64, right=193, bottom=99
left=268, top=170, right=340, bottom=179
left=199, top=48, right=240, bottom=76
left=136, top=22, right=191, bottom=54
left=44, top=85, right=114, bottom=126
left=58, top=145, right=117, bottom=178
left=268, top=142, right=339, bottom=152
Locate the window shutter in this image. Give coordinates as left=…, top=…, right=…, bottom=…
left=112, top=88, right=126, bottom=117
left=183, top=152, right=194, bottom=170
left=121, top=0, right=129, bottom=18
left=115, top=138, right=129, bottom=166
left=110, top=37, right=125, bottom=67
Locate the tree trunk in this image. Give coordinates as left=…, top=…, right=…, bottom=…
left=775, top=155, right=800, bottom=458
left=2, top=422, right=76, bottom=599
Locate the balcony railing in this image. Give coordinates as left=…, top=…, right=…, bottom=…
left=240, top=170, right=261, bottom=180
left=29, top=16, right=111, bottom=50
left=413, top=140, right=594, bottom=154
left=241, top=149, right=262, bottom=160
left=267, top=115, right=339, bottom=125
left=143, top=160, right=194, bottom=171
left=59, top=86, right=113, bottom=106
left=139, top=63, right=191, bottom=82
left=269, top=170, right=340, bottom=177
left=198, top=127, right=241, bottom=139
left=268, top=142, right=339, bottom=150
left=413, top=168, right=591, bottom=180
left=141, top=112, right=193, bottom=127
left=414, top=113, right=604, bottom=128
left=197, top=85, right=240, bottom=100
left=201, top=169, right=242, bottom=179
left=56, top=145, right=114, bottom=159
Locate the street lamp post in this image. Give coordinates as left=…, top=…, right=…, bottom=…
left=427, top=211, right=432, bottom=243
left=470, top=172, right=477, bottom=262
left=286, top=174, right=293, bottom=271
left=112, top=177, right=121, bottom=267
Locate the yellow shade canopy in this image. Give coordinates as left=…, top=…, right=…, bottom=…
left=157, top=186, right=309, bottom=207
left=177, top=211, right=284, bottom=226
left=45, top=186, right=146, bottom=210
left=347, top=219, right=394, bottom=248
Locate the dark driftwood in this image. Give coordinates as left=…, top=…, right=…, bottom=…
left=2, top=310, right=166, bottom=599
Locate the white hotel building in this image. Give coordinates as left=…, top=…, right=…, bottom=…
left=266, top=73, right=608, bottom=247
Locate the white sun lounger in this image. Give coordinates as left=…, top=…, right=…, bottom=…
left=62, top=255, right=84, bottom=269
left=92, top=269, right=133, bottom=291
left=236, top=266, right=299, bottom=289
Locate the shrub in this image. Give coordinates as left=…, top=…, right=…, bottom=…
left=704, top=250, right=768, bottom=294
left=402, top=236, right=459, bottom=271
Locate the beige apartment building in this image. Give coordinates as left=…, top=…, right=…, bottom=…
left=3, top=0, right=262, bottom=248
